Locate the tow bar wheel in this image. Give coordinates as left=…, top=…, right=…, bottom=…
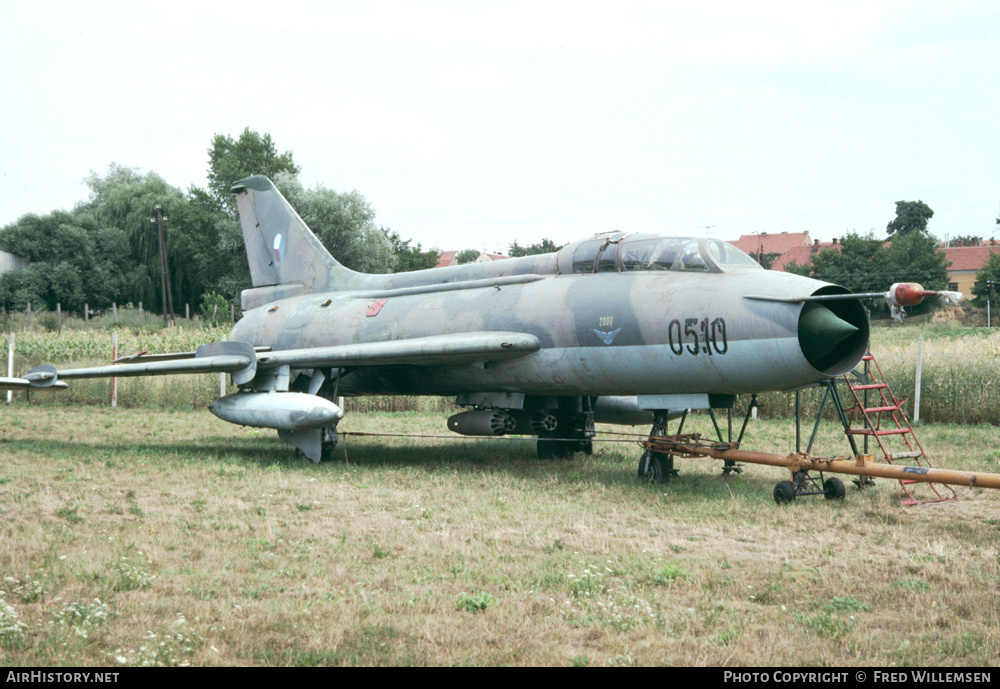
left=773, top=481, right=797, bottom=504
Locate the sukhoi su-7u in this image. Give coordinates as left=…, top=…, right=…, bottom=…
left=24, top=176, right=876, bottom=472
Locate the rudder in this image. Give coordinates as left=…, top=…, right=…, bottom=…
left=231, top=176, right=363, bottom=298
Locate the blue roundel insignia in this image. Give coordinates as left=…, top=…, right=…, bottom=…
left=273, top=234, right=286, bottom=263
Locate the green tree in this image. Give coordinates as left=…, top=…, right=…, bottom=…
left=165, top=190, right=227, bottom=311
left=798, top=232, right=896, bottom=295
left=456, top=249, right=481, bottom=264
left=886, top=200, right=934, bottom=236
left=886, top=229, right=949, bottom=291
left=784, top=230, right=948, bottom=315
left=80, top=164, right=186, bottom=309
left=0, top=211, right=135, bottom=313
left=949, top=235, right=982, bottom=247
left=755, top=252, right=781, bottom=270
left=212, top=214, right=251, bottom=308
left=509, top=238, right=562, bottom=256
left=972, top=251, right=1000, bottom=307
left=81, top=164, right=230, bottom=314
left=386, top=230, right=440, bottom=272
left=274, top=173, right=397, bottom=274
left=205, top=128, right=300, bottom=216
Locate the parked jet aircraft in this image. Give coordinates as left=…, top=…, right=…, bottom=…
left=24, top=175, right=941, bottom=476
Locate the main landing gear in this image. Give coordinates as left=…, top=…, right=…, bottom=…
left=535, top=397, right=596, bottom=460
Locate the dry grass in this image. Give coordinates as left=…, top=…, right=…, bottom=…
left=1, top=406, right=998, bottom=667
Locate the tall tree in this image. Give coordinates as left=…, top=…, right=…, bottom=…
left=206, top=128, right=300, bottom=216
left=972, top=251, right=1000, bottom=307
left=886, top=200, right=934, bottom=236
left=456, top=249, right=481, bottom=264
left=795, top=232, right=896, bottom=295
left=81, top=164, right=225, bottom=313
left=508, top=238, right=562, bottom=256
left=386, top=230, right=440, bottom=272
left=274, top=173, right=397, bottom=274
left=784, top=230, right=948, bottom=315
left=0, top=210, right=135, bottom=313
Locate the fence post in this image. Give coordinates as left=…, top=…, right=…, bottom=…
left=84, top=303, right=89, bottom=329
left=57, top=304, right=62, bottom=332
left=185, top=303, right=190, bottom=321
left=6, top=333, right=13, bottom=404
left=111, top=332, right=117, bottom=408
left=26, top=302, right=31, bottom=328
left=139, top=302, right=143, bottom=325
left=913, top=334, right=924, bottom=423
left=113, top=302, right=118, bottom=324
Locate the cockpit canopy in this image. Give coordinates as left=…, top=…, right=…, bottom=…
left=557, top=233, right=763, bottom=275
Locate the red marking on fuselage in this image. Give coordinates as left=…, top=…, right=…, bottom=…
left=366, top=299, right=388, bottom=317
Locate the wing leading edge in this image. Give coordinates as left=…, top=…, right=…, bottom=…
left=24, top=332, right=542, bottom=387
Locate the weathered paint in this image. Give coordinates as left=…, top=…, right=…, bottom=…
left=30, top=175, right=872, bottom=460
left=229, top=244, right=867, bottom=397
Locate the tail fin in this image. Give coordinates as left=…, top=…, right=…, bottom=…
left=231, top=176, right=364, bottom=304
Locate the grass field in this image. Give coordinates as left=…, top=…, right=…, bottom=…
left=1, top=406, right=998, bottom=667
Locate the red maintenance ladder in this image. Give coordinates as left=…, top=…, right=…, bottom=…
left=840, top=350, right=957, bottom=506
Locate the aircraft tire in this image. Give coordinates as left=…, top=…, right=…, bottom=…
left=773, top=481, right=797, bottom=504
left=823, top=477, right=846, bottom=500
left=537, top=435, right=578, bottom=460
left=319, top=426, right=339, bottom=462
left=536, top=438, right=554, bottom=460
left=637, top=451, right=669, bottom=484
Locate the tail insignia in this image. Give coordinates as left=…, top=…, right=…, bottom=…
left=273, top=234, right=285, bottom=263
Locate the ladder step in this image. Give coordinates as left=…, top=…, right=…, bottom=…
left=848, top=428, right=912, bottom=436
left=843, top=349, right=952, bottom=507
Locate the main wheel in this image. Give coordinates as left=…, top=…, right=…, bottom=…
left=319, top=426, right=339, bottom=462
left=537, top=438, right=574, bottom=459
left=823, top=477, right=846, bottom=500
left=637, top=451, right=670, bottom=484
left=773, top=481, right=797, bottom=504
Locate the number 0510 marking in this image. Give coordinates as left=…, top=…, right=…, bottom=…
left=667, top=317, right=727, bottom=356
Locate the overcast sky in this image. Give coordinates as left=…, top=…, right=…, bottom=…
left=2, top=1, right=998, bottom=253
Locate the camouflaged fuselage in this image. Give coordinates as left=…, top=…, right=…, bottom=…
left=228, top=175, right=869, bottom=402
left=230, top=257, right=863, bottom=397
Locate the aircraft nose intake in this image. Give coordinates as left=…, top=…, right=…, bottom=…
left=798, top=302, right=862, bottom=370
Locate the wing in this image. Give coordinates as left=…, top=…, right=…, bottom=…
left=255, top=331, right=541, bottom=369
left=24, top=332, right=541, bottom=388
left=0, top=376, right=68, bottom=391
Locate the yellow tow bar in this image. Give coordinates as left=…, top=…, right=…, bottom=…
left=644, top=434, right=1000, bottom=503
